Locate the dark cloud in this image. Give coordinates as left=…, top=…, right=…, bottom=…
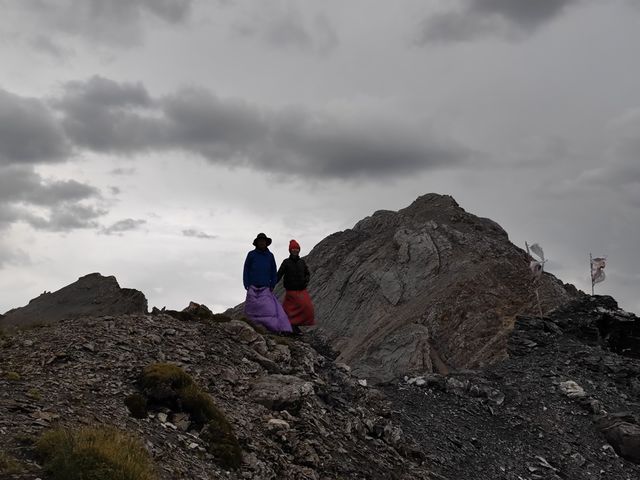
left=182, top=229, right=217, bottom=239
left=8, top=0, right=193, bottom=48
left=0, top=166, right=99, bottom=205
left=101, top=218, right=147, bottom=235
left=417, top=0, right=580, bottom=44
left=0, top=89, right=70, bottom=165
left=0, top=166, right=105, bottom=232
left=54, top=77, right=470, bottom=179
left=25, top=203, right=107, bottom=232
left=233, top=5, right=338, bottom=54
left=110, top=167, right=137, bottom=176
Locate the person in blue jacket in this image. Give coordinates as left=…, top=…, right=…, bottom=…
left=243, top=232, right=278, bottom=290
left=242, top=233, right=291, bottom=332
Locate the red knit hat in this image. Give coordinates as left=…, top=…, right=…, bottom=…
left=289, top=239, right=300, bottom=251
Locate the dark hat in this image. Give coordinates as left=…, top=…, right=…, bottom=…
left=253, top=232, right=272, bottom=247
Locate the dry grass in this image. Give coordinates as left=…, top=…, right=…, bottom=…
left=37, top=426, right=156, bottom=480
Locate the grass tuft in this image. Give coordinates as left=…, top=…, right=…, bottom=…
left=36, top=426, right=156, bottom=480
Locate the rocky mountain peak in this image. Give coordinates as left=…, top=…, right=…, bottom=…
left=1, top=273, right=148, bottom=328
left=304, top=193, right=577, bottom=383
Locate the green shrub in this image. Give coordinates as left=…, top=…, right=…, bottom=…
left=36, top=426, right=156, bottom=480
left=202, top=418, right=243, bottom=470
left=138, top=363, right=242, bottom=469
left=0, top=451, right=23, bottom=474
left=5, top=371, right=21, bottom=381
left=124, top=394, right=148, bottom=419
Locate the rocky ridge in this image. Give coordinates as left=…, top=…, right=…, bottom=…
left=300, top=193, right=578, bottom=383
left=0, top=307, right=430, bottom=480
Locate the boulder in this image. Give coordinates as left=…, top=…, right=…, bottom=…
left=251, top=374, right=314, bottom=412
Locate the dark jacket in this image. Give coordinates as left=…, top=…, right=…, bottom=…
left=277, top=255, right=310, bottom=291
left=243, top=248, right=278, bottom=290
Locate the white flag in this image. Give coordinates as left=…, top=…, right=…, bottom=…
left=526, top=242, right=546, bottom=279
left=530, top=243, right=545, bottom=263
left=591, top=257, right=606, bottom=285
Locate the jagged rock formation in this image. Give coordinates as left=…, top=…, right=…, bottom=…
left=0, top=273, right=148, bottom=328
left=0, top=310, right=430, bottom=479
left=389, top=295, right=640, bottom=479
left=302, top=193, right=578, bottom=383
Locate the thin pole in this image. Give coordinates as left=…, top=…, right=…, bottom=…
left=535, top=288, right=543, bottom=319
left=590, top=253, right=594, bottom=296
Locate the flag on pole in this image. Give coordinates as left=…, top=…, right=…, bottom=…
left=591, top=256, right=606, bottom=285
left=526, top=242, right=546, bottom=279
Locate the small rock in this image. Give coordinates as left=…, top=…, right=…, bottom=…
left=267, top=418, right=290, bottom=430
left=157, top=412, right=168, bottom=423
left=559, top=380, right=586, bottom=398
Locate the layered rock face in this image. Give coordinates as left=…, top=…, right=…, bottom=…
left=1, top=273, right=148, bottom=327
left=304, top=193, right=577, bottom=383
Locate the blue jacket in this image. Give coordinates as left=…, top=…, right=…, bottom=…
left=243, top=248, right=278, bottom=290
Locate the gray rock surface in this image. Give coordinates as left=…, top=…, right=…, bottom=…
left=0, top=273, right=148, bottom=327
left=302, top=193, right=577, bottom=382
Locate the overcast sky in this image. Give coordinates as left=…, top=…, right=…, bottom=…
left=1, top=0, right=639, bottom=314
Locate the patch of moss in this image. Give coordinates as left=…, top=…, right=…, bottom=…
left=138, top=363, right=242, bottom=469
left=124, top=394, right=148, bottom=419
left=27, top=388, right=42, bottom=400
left=201, top=417, right=243, bottom=470
left=179, top=383, right=221, bottom=425
left=140, top=363, right=194, bottom=403
left=5, top=371, right=21, bottom=381
left=36, top=426, right=156, bottom=480
left=0, top=451, right=24, bottom=474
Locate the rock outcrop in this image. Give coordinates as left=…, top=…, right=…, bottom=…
left=0, top=309, right=431, bottom=479
left=302, top=193, right=577, bottom=382
left=390, top=295, right=640, bottom=479
left=0, top=273, right=148, bottom=328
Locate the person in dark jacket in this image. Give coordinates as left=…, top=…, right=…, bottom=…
left=243, top=233, right=278, bottom=290
left=277, top=239, right=315, bottom=334
left=243, top=233, right=291, bottom=333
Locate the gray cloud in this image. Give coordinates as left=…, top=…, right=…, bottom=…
left=54, top=77, right=470, bottom=179
left=417, top=0, right=580, bottom=44
left=6, top=0, right=193, bottom=48
left=182, top=229, right=217, bottom=239
left=110, top=167, right=137, bottom=176
left=0, top=166, right=99, bottom=205
left=233, top=4, right=338, bottom=54
left=101, top=218, right=147, bottom=235
left=25, top=203, right=107, bottom=232
left=0, top=165, right=105, bottom=232
left=0, top=243, right=29, bottom=268
left=0, top=89, right=70, bottom=165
